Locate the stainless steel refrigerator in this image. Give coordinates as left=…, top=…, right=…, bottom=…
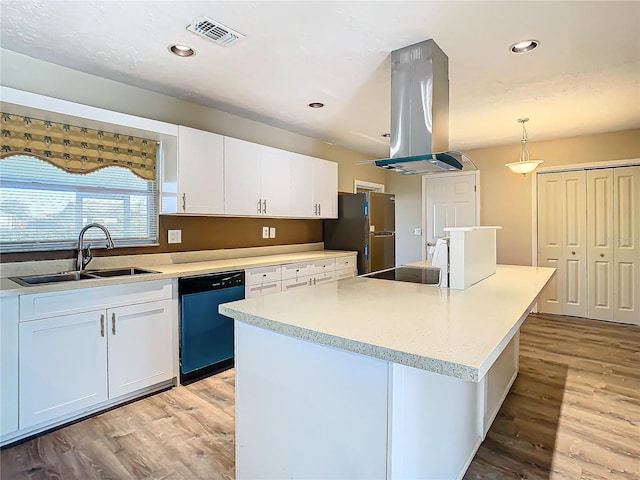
left=323, top=192, right=396, bottom=275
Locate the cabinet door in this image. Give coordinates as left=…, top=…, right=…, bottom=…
left=1, top=296, right=19, bottom=437
left=313, top=159, right=338, bottom=218
left=290, top=153, right=315, bottom=217
left=246, top=281, right=282, bottom=298
left=261, top=145, right=291, bottom=216
left=107, top=300, right=173, bottom=399
left=19, top=312, right=108, bottom=429
left=178, top=126, right=224, bottom=214
left=224, top=137, right=262, bottom=215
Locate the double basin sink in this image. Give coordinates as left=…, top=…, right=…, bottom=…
left=11, top=267, right=159, bottom=287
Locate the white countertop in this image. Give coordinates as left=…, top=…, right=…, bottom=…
left=0, top=249, right=354, bottom=298
left=220, top=265, right=555, bottom=382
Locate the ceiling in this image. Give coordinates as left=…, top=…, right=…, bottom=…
left=1, top=1, right=638, bottom=158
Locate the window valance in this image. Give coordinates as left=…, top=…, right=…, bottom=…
left=0, top=112, right=157, bottom=181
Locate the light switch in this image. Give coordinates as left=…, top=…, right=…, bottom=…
left=414, top=228, right=422, bottom=236
left=262, top=226, right=270, bottom=239
left=168, top=229, right=182, bottom=244
left=269, top=227, right=276, bottom=238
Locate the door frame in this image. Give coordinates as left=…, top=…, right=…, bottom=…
left=353, top=179, right=385, bottom=193
left=531, top=158, right=640, bottom=268
left=421, top=171, right=481, bottom=261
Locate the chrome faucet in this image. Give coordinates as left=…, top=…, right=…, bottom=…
left=76, top=223, right=115, bottom=271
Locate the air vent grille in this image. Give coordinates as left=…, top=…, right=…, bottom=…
left=187, top=16, right=245, bottom=47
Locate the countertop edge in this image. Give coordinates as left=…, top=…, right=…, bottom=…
left=0, top=250, right=356, bottom=297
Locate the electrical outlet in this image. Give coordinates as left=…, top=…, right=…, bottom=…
left=414, top=228, right=422, bottom=236
left=168, top=229, right=182, bottom=244
left=269, top=227, right=276, bottom=238
left=262, top=226, right=269, bottom=239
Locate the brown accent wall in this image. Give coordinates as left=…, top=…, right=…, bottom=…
left=1, top=216, right=323, bottom=263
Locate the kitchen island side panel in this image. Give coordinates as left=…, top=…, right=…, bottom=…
left=234, top=321, right=389, bottom=480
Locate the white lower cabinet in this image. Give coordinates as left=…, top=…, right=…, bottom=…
left=0, top=296, right=19, bottom=438
left=19, top=310, right=109, bottom=429
left=245, top=265, right=282, bottom=298
left=17, top=280, right=174, bottom=432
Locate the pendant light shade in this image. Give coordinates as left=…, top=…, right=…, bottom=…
left=506, top=118, right=544, bottom=174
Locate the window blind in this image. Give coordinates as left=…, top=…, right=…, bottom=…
left=0, top=156, right=158, bottom=252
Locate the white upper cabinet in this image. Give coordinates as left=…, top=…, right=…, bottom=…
left=177, top=126, right=224, bottom=214
left=313, top=157, right=338, bottom=218
left=290, top=152, right=338, bottom=218
left=224, top=137, right=291, bottom=217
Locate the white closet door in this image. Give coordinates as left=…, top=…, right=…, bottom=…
left=613, top=166, right=640, bottom=324
left=537, top=171, right=587, bottom=317
left=587, top=169, right=614, bottom=321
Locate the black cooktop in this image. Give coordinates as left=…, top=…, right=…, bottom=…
left=366, top=266, right=441, bottom=285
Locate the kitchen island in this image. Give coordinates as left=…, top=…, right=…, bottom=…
left=220, top=264, right=555, bottom=480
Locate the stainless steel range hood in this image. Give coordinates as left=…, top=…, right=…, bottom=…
left=362, top=39, right=476, bottom=175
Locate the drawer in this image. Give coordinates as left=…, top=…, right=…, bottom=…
left=335, top=255, right=356, bottom=270
left=282, top=276, right=312, bottom=291
left=245, top=265, right=282, bottom=285
left=281, top=262, right=310, bottom=280
left=245, top=281, right=282, bottom=298
left=305, top=258, right=336, bottom=276
left=335, top=267, right=356, bottom=280
left=312, top=271, right=336, bottom=286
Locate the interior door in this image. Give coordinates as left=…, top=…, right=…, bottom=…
left=587, top=169, right=614, bottom=321
left=537, top=171, right=587, bottom=317
left=612, top=166, right=640, bottom=324
left=424, top=173, right=477, bottom=260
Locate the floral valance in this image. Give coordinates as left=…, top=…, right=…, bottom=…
left=0, top=112, right=157, bottom=181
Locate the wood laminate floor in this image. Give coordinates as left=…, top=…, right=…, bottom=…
left=2, top=313, right=638, bottom=480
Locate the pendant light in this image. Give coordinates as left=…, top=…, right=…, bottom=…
left=505, top=118, right=544, bottom=175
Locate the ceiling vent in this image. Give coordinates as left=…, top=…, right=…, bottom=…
left=187, top=16, right=245, bottom=47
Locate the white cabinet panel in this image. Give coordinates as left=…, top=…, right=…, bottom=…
left=290, top=153, right=315, bottom=217
left=335, top=267, right=356, bottom=280
left=177, top=126, right=224, bottom=214
left=245, top=281, right=282, bottom=298
left=282, top=276, right=312, bottom=291
left=305, top=258, right=336, bottom=276
left=0, top=296, right=19, bottom=437
left=335, top=255, right=357, bottom=271
left=224, top=137, right=291, bottom=217
left=260, top=145, right=291, bottom=216
left=281, top=262, right=311, bottom=280
left=107, top=300, right=173, bottom=398
left=19, top=311, right=108, bottom=429
left=224, top=137, right=262, bottom=216
left=290, top=153, right=338, bottom=218
left=245, top=265, right=281, bottom=285
left=313, top=158, right=338, bottom=218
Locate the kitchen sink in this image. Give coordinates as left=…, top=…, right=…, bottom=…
left=10, top=267, right=159, bottom=287
left=85, top=267, right=158, bottom=278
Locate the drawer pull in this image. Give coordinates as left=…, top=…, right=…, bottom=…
left=100, top=314, right=105, bottom=337
left=112, top=313, right=116, bottom=335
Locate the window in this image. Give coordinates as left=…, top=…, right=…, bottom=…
left=0, top=156, right=158, bottom=252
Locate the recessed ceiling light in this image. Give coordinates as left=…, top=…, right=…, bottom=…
left=169, top=44, right=195, bottom=57
left=510, top=39, right=539, bottom=54
left=381, top=133, right=390, bottom=138
left=308, top=102, right=325, bottom=108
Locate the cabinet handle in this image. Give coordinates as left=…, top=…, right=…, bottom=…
left=571, top=251, right=576, bottom=255
left=263, top=199, right=267, bottom=214
left=313, top=203, right=317, bottom=215
left=100, top=314, right=105, bottom=337
left=182, top=193, right=186, bottom=212
left=257, top=199, right=262, bottom=214
left=112, top=313, right=116, bottom=335
left=600, top=253, right=604, bottom=258
left=318, top=203, right=321, bottom=216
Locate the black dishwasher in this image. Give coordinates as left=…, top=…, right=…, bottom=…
left=179, top=270, right=245, bottom=384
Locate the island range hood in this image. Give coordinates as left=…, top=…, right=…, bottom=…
left=362, top=39, right=476, bottom=175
